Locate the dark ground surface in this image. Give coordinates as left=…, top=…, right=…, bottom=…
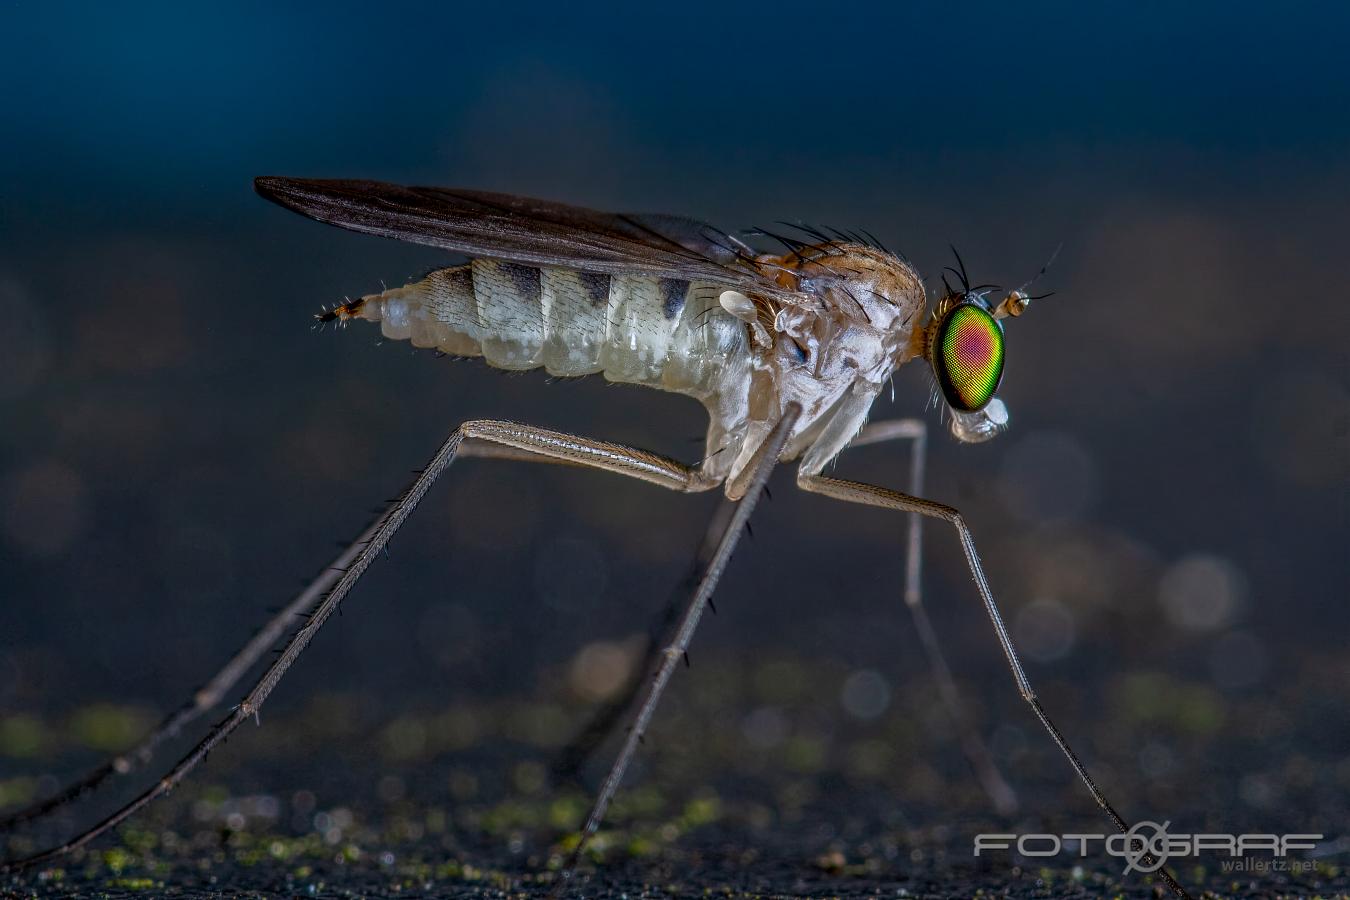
left=2, top=648, right=1346, bottom=898
left=3, top=5, right=1349, bottom=898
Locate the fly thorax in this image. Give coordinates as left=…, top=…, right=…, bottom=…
left=721, top=246, right=927, bottom=485
left=783, top=250, right=925, bottom=443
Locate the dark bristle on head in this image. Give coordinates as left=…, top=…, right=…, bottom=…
left=949, top=244, right=971, bottom=291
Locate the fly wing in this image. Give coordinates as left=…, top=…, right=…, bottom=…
left=255, top=177, right=789, bottom=296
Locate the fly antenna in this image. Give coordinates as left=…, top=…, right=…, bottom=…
left=994, top=244, right=1063, bottom=320
left=1015, top=242, right=1063, bottom=296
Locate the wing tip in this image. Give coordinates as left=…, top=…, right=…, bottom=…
left=254, top=175, right=308, bottom=204
left=254, top=176, right=356, bottom=220
left=254, top=176, right=393, bottom=211
left=254, top=176, right=414, bottom=238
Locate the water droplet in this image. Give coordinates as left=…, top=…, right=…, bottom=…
left=840, top=670, right=891, bottom=720
left=1158, top=554, right=1246, bottom=631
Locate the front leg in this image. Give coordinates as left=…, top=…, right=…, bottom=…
left=796, top=470, right=1192, bottom=900
left=843, top=418, right=1017, bottom=814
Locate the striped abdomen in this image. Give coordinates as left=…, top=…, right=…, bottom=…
left=337, top=260, right=749, bottom=405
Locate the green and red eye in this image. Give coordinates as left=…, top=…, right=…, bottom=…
left=932, top=303, right=1005, bottom=412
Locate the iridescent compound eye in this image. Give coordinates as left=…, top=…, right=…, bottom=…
left=932, top=302, right=1005, bottom=412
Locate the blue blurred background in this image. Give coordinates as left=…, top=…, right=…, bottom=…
left=1, top=0, right=1347, bottom=886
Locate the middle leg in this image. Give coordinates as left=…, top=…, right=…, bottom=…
left=553, top=404, right=802, bottom=895
left=548, top=495, right=738, bottom=784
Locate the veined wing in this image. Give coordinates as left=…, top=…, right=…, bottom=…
left=254, top=177, right=791, bottom=298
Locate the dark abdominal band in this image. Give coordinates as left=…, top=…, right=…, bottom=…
left=661, top=278, right=690, bottom=319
